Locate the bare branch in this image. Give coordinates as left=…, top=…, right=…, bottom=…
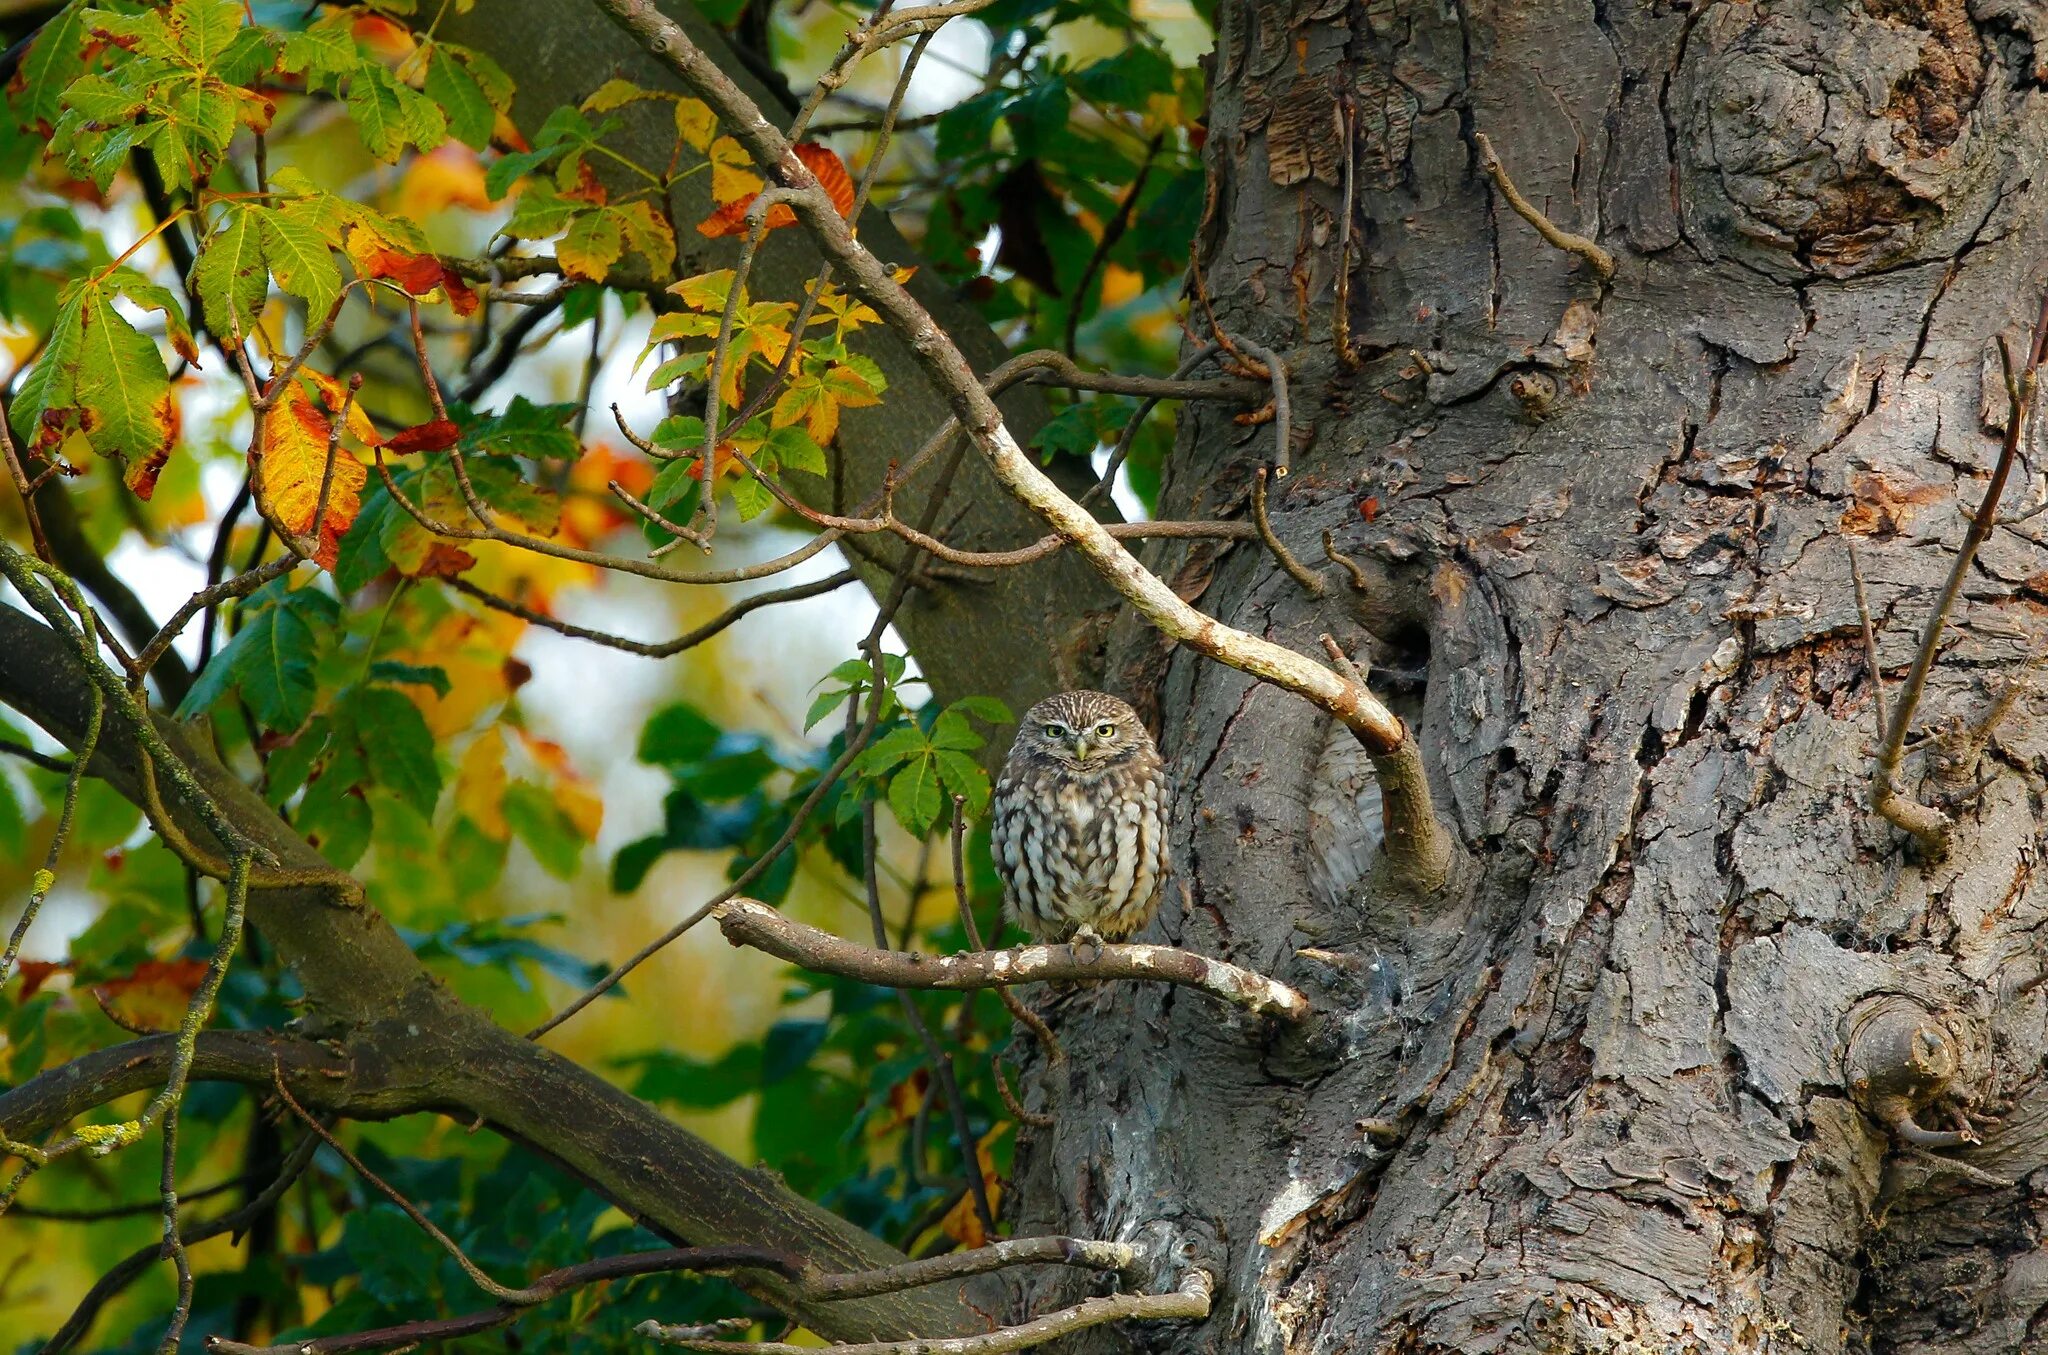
left=712, top=899, right=1311, bottom=1021
left=1868, top=294, right=2048, bottom=855
left=1472, top=132, right=1616, bottom=280
left=449, top=570, right=859, bottom=659
left=643, top=1267, right=1214, bottom=1354
left=1252, top=468, right=1326, bottom=596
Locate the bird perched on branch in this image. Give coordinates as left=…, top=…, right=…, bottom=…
left=991, top=690, right=1170, bottom=952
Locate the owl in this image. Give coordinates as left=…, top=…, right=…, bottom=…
left=991, top=690, right=1170, bottom=948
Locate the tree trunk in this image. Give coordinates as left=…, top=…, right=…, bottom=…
left=1011, top=3, right=2048, bottom=1351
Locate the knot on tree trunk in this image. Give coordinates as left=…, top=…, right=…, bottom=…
left=1675, top=0, right=2003, bottom=277
left=1842, top=996, right=1983, bottom=1150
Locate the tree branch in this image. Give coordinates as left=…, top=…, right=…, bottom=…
left=712, top=900, right=1311, bottom=1021
left=0, top=605, right=989, bottom=1343
left=642, top=1267, right=1215, bottom=1354
left=592, top=0, right=1455, bottom=893
left=1472, top=131, right=1616, bottom=281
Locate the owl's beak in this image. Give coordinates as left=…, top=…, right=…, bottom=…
left=1070, top=736, right=1091, bottom=761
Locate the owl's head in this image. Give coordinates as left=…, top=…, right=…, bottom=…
left=1015, top=690, right=1149, bottom=771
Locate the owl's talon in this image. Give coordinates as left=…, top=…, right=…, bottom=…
left=1070, top=925, right=1106, bottom=965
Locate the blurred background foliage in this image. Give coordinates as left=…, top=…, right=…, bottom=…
left=0, top=0, right=1212, bottom=1346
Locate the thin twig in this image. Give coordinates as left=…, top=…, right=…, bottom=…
left=1847, top=539, right=1888, bottom=750
left=1236, top=340, right=1292, bottom=477
left=450, top=570, right=858, bottom=659
left=1870, top=298, right=2048, bottom=855
left=1252, top=468, right=1325, bottom=597
left=1321, top=532, right=1369, bottom=592
left=1472, top=132, right=1616, bottom=280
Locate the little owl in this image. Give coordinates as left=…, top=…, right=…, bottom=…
left=991, top=690, right=1169, bottom=947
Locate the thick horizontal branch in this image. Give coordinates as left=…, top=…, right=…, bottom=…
left=713, top=900, right=1311, bottom=1021
left=643, top=1267, right=1215, bottom=1355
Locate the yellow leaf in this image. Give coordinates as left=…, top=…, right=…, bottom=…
left=256, top=381, right=366, bottom=571
left=935, top=1131, right=1005, bottom=1249
left=668, top=269, right=736, bottom=312
left=675, top=97, right=717, bottom=152
left=397, top=606, right=529, bottom=738
left=707, top=135, right=762, bottom=205
left=456, top=729, right=510, bottom=840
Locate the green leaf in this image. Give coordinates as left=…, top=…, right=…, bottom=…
left=262, top=718, right=330, bottom=808
left=887, top=758, right=944, bottom=838
left=222, top=591, right=327, bottom=732
left=804, top=687, right=852, bottom=733
left=72, top=279, right=179, bottom=488
left=1070, top=46, right=1175, bottom=109
left=457, top=395, right=582, bottom=459
left=932, top=749, right=990, bottom=816
left=856, top=725, right=927, bottom=776
left=298, top=772, right=371, bottom=869
left=280, top=24, right=359, bottom=81
left=346, top=687, right=441, bottom=817
left=367, top=661, right=452, bottom=698
left=486, top=145, right=557, bottom=201
left=193, top=204, right=268, bottom=338
left=347, top=63, right=414, bottom=162
left=425, top=45, right=494, bottom=150
left=257, top=205, right=341, bottom=321
left=948, top=695, right=1014, bottom=724
left=17, top=5, right=92, bottom=131
left=502, top=181, right=581, bottom=241
left=637, top=702, right=723, bottom=765
left=502, top=781, right=584, bottom=880
left=727, top=473, right=774, bottom=522
left=764, top=425, right=826, bottom=477
left=929, top=708, right=983, bottom=752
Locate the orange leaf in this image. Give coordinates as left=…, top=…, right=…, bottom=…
left=695, top=143, right=853, bottom=239
left=397, top=145, right=492, bottom=219
left=385, top=418, right=461, bottom=454
left=301, top=369, right=384, bottom=447
left=797, top=143, right=856, bottom=217
left=410, top=543, right=478, bottom=579
left=256, top=382, right=367, bottom=571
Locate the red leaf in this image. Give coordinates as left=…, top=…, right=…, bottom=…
left=16, top=960, right=65, bottom=1000
left=351, top=243, right=480, bottom=317
left=384, top=418, right=461, bottom=454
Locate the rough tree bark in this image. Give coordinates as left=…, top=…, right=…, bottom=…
left=11, top=2, right=2048, bottom=1351
left=1006, top=3, right=2048, bottom=1352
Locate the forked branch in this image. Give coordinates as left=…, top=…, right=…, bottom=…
left=712, top=900, right=1311, bottom=1021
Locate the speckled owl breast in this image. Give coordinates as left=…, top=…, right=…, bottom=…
left=990, top=691, right=1170, bottom=943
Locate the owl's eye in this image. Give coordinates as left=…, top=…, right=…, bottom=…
left=1042, top=722, right=1066, bottom=739
left=1094, top=722, right=1117, bottom=739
